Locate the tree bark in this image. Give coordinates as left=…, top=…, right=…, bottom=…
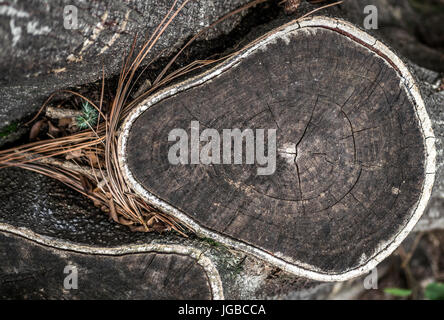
left=0, top=0, right=252, bottom=127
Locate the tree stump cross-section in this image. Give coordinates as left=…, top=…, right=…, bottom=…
left=119, top=17, right=436, bottom=281
left=0, top=228, right=224, bottom=299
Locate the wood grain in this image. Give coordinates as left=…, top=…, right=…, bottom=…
left=120, top=17, right=435, bottom=280
left=0, top=231, right=214, bottom=299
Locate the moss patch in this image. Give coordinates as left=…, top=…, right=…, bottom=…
left=0, top=122, right=19, bottom=138
left=202, top=237, right=221, bottom=247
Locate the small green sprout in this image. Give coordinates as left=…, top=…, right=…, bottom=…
left=383, top=288, right=412, bottom=298
left=76, top=102, right=98, bottom=130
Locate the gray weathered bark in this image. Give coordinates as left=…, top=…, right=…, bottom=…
left=0, top=0, right=252, bottom=127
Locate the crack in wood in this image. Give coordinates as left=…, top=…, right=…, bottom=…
left=119, top=17, right=436, bottom=281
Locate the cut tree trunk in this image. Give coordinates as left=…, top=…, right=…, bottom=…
left=0, top=231, right=219, bottom=299
left=0, top=167, right=322, bottom=300
left=119, top=16, right=436, bottom=281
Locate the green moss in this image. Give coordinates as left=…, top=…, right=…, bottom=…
left=202, top=237, right=221, bottom=247
left=0, top=122, right=19, bottom=138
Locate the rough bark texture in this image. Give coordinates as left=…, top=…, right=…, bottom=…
left=0, top=167, right=159, bottom=245
left=0, top=0, right=251, bottom=127
left=124, top=18, right=430, bottom=277
left=412, top=65, right=444, bottom=233
left=0, top=231, right=213, bottom=299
